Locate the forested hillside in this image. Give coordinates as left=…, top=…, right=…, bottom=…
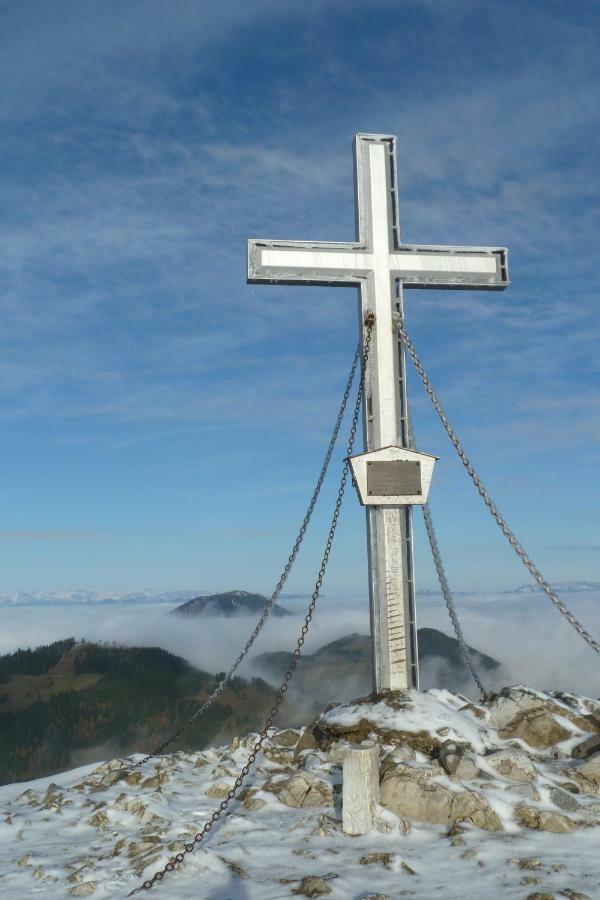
left=0, top=629, right=502, bottom=786
left=0, top=640, right=273, bottom=786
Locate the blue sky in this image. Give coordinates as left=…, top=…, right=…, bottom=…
left=1, top=0, right=599, bottom=596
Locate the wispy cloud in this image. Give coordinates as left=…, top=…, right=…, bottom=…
left=0, top=529, right=104, bottom=542
left=0, top=1, right=598, bottom=592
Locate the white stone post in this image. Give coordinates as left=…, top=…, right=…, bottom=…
left=342, top=741, right=380, bottom=836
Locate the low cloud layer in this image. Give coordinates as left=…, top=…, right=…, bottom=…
left=1, top=589, right=599, bottom=700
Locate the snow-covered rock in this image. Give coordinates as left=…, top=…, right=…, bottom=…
left=265, top=771, right=333, bottom=808
left=515, top=805, right=580, bottom=833
left=0, top=686, right=599, bottom=898
left=575, top=752, right=600, bottom=795
left=438, top=740, right=479, bottom=780
left=380, top=769, right=503, bottom=831
left=484, top=748, right=537, bottom=782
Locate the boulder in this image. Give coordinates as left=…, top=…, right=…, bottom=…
left=438, top=741, right=479, bottom=780
left=361, top=896, right=391, bottom=900
left=239, top=787, right=267, bottom=811
left=490, top=687, right=599, bottom=737
left=296, top=728, right=319, bottom=753
left=382, top=744, right=416, bottom=764
left=292, top=875, right=333, bottom=896
left=263, top=747, right=295, bottom=766
left=573, top=734, right=600, bottom=759
left=244, top=795, right=267, bottom=812
left=374, top=808, right=411, bottom=834
left=450, top=789, right=503, bottom=831
left=359, top=852, right=394, bottom=869
left=497, top=708, right=572, bottom=749
left=267, top=773, right=333, bottom=809
left=313, top=693, right=447, bottom=755
left=206, top=782, right=233, bottom=799
left=578, top=752, right=600, bottom=783
left=316, top=717, right=437, bottom=755
left=68, top=884, right=96, bottom=897
left=311, top=812, right=341, bottom=837
left=380, top=773, right=502, bottom=831
left=88, top=811, right=109, bottom=829
left=574, top=752, right=600, bottom=794
left=549, top=786, right=579, bottom=812
left=272, top=729, right=301, bottom=748
left=125, top=771, right=142, bottom=785
left=484, top=748, right=536, bottom=782
left=515, top=804, right=579, bottom=832
left=380, top=760, right=443, bottom=783
left=504, top=782, right=541, bottom=802
left=327, top=741, right=352, bottom=765
left=140, top=772, right=169, bottom=790
left=488, top=688, right=547, bottom=728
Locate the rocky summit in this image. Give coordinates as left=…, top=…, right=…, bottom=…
left=0, top=685, right=599, bottom=898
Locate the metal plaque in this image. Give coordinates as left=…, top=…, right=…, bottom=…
left=367, top=460, right=421, bottom=496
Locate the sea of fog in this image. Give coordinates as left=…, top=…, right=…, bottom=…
left=1, top=589, right=599, bottom=699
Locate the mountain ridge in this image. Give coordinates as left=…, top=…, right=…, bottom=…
left=172, top=590, right=291, bottom=618
left=0, top=627, right=500, bottom=785
left=251, top=627, right=500, bottom=702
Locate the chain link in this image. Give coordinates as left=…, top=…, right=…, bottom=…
left=397, top=316, right=600, bottom=658
left=125, top=340, right=364, bottom=770
left=128, top=320, right=374, bottom=895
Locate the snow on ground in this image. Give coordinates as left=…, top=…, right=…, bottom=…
left=0, top=687, right=599, bottom=899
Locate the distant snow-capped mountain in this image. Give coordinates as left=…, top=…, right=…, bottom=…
left=2, top=581, right=598, bottom=608
left=0, top=589, right=202, bottom=607
left=511, top=581, right=600, bottom=594
left=419, top=581, right=600, bottom=596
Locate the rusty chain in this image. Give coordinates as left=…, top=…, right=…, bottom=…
left=123, top=335, right=365, bottom=771
left=128, top=317, right=374, bottom=895
left=397, top=315, right=600, bottom=658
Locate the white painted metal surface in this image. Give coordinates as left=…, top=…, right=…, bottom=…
left=247, top=133, right=509, bottom=695
left=349, top=445, right=437, bottom=506
left=254, top=245, right=501, bottom=282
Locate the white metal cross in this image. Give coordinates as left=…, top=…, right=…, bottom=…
left=248, top=133, right=508, bottom=693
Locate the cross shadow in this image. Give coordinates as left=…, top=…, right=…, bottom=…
left=206, top=870, right=252, bottom=900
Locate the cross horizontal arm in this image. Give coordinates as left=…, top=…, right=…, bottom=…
left=248, top=239, right=509, bottom=290
left=390, top=245, right=508, bottom=289
left=248, top=240, right=370, bottom=286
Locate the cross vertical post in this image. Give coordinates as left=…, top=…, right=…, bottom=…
left=354, top=138, right=419, bottom=691
left=247, top=133, right=508, bottom=694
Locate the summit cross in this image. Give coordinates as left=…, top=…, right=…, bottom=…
left=248, top=133, right=508, bottom=693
